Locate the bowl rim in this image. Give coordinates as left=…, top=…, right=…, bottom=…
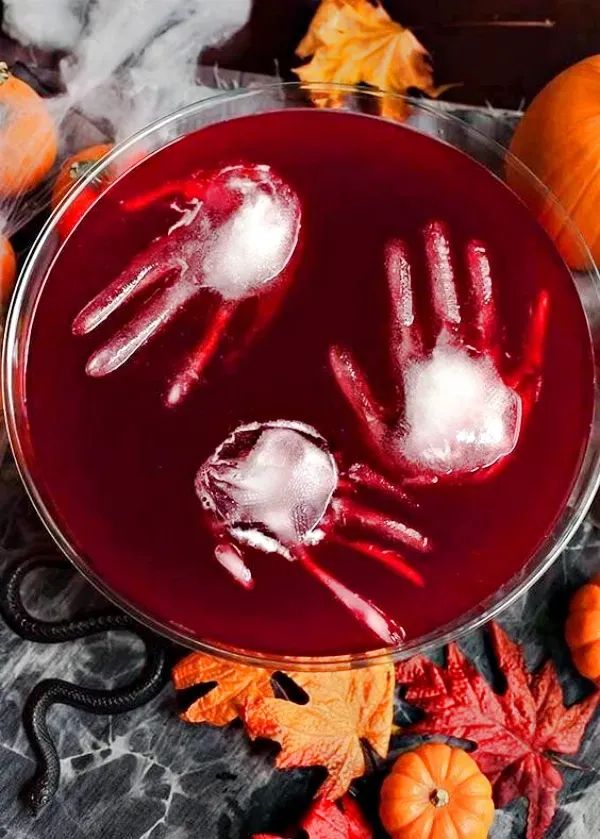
left=4, top=81, right=600, bottom=671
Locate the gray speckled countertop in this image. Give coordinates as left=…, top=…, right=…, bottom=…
left=0, top=452, right=599, bottom=838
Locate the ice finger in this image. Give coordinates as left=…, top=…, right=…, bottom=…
left=331, top=534, right=424, bottom=586
left=522, top=289, right=550, bottom=375
left=165, top=302, right=238, bottom=407
left=295, top=546, right=404, bottom=645
left=122, top=177, right=206, bottom=212
left=336, top=497, right=430, bottom=553
left=342, top=461, right=415, bottom=506
left=214, top=543, right=254, bottom=590
left=466, top=240, right=498, bottom=357
left=86, top=278, right=197, bottom=377
left=509, top=289, right=550, bottom=414
left=329, top=346, right=388, bottom=446
left=424, top=220, right=461, bottom=335
left=73, top=249, right=181, bottom=336
left=386, top=239, right=422, bottom=370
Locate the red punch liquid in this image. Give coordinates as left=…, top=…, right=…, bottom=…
left=23, top=109, right=594, bottom=657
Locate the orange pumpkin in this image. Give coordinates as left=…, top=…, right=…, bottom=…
left=380, top=743, right=494, bottom=839
left=565, top=574, right=600, bottom=682
left=508, top=56, right=600, bottom=269
left=0, top=235, right=17, bottom=306
left=0, top=61, right=58, bottom=195
left=51, top=144, right=114, bottom=239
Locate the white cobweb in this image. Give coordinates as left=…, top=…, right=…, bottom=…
left=197, top=421, right=338, bottom=549
left=401, top=338, right=522, bottom=474
left=0, top=0, right=251, bottom=236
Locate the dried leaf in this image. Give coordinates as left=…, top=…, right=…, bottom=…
left=395, top=623, right=599, bottom=839
left=244, top=663, right=394, bottom=799
left=294, top=0, right=437, bottom=120
left=172, top=652, right=273, bottom=726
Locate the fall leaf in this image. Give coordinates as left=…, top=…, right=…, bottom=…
left=395, top=622, right=599, bottom=839
left=172, top=651, right=273, bottom=725
left=172, top=651, right=393, bottom=800
left=294, top=0, right=438, bottom=120
left=252, top=796, right=372, bottom=839
left=244, top=663, right=394, bottom=799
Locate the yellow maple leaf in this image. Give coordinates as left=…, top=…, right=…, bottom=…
left=294, top=0, right=438, bottom=121
left=243, top=663, right=394, bottom=799
left=172, top=652, right=273, bottom=726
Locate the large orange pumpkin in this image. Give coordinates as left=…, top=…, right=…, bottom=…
left=508, top=56, right=600, bottom=269
left=380, top=743, right=494, bottom=839
left=565, top=574, right=600, bottom=682
left=0, top=61, right=58, bottom=195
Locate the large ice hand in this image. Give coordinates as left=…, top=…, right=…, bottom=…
left=330, top=222, right=549, bottom=481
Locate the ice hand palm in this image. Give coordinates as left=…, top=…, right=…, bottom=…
left=400, top=341, right=521, bottom=474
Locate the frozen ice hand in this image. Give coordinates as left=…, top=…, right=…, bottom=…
left=72, top=163, right=301, bottom=406
left=196, top=420, right=432, bottom=647
left=197, top=421, right=338, bottom=546
left=330, top=222, right=548, bottom=482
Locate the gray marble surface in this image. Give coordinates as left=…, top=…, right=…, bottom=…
left=0, top=449, right=599, bottom=838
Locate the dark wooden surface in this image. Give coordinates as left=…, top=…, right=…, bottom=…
left=201, top=0, right=600, bottom=109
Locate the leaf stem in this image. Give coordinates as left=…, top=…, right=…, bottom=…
left=547, top=752, right=600, bottom=775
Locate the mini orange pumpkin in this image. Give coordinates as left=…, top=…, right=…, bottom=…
left=51, top=143, right=114, bottom=209
left=0, top=235, right=17, bottom=306
left=565, top=574, right=600, bottom=682
left=51, top=144, right=114, bottom=239
left=508, top=56, right=600, bottom=269
left=380, top=743, right=494, bottom=839
left=0, top=61, right=58, bottom=195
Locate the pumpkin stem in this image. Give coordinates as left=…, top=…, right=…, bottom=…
left=69, top=160, right=96, bottom=180
left=69, top=160, right=107, bottom=188
left=430, top=788, right=450, bottom=808
left=0, top=62, right=10, bottom=85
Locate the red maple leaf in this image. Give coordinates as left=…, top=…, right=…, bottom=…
left=302, top=796, right=372, bottom=838
left=395, top=622, right=599, bottom=839
left=252, top=795, right=372, bottom=839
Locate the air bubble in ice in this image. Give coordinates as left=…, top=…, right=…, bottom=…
left=202, top=172, right=299, bottom=301
left=401, top=341, right=521, bottom=473
left=197, top=422, right=337, bottom=546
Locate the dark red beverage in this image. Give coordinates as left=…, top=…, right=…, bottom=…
left=22, top=109, right=594, bottom=658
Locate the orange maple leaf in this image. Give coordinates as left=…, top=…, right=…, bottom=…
left=243, top=663, right=394, bottom=799
left=172, top=652, right=273, bottom=726
left=294, top=0, right=439, bottom=120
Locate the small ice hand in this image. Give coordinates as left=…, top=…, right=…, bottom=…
left=73, top=163, right=301, bottom=407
